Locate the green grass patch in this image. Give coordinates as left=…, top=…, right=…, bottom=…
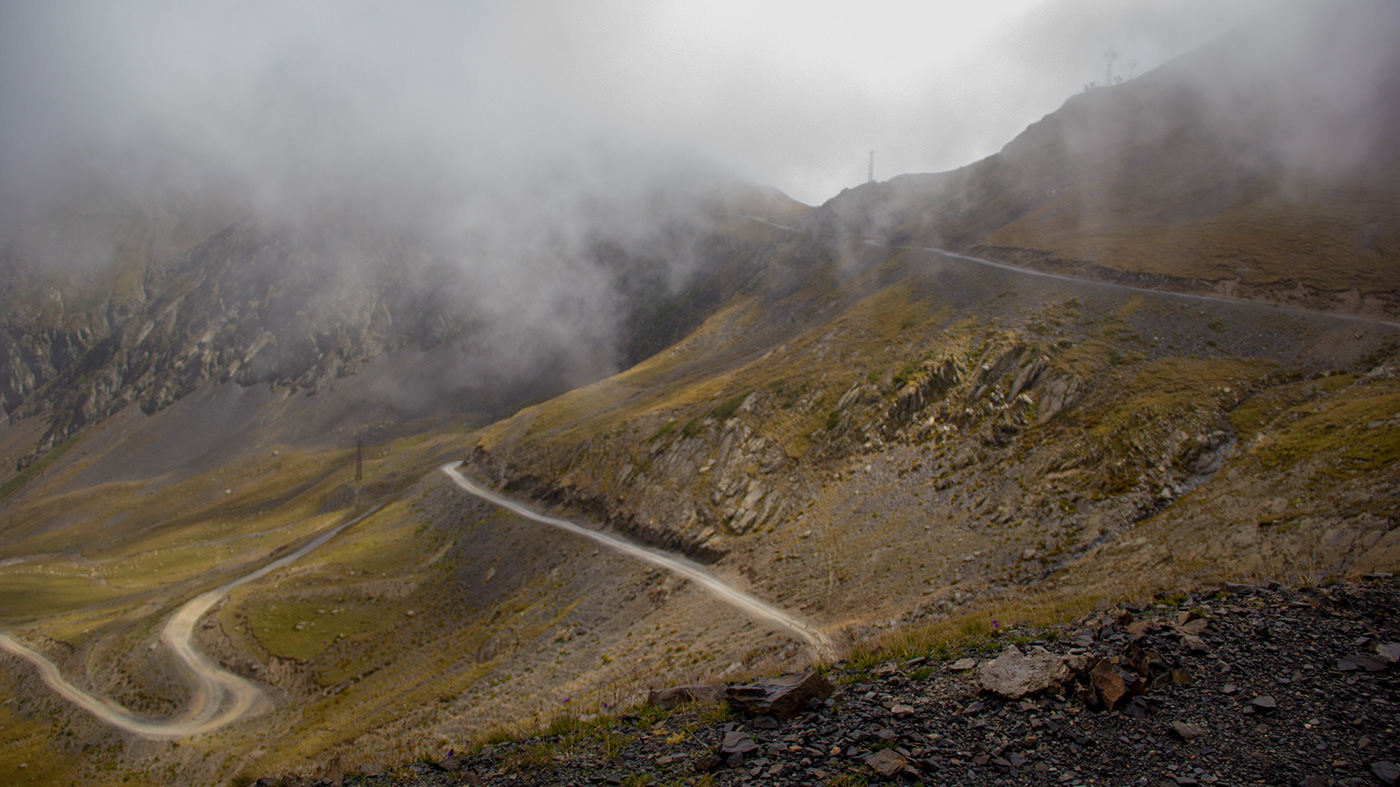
left=0, top=670, right=76, bottom=786
left=0, top=567, right=125, bottom=621
left=1249, top=387, right=1400, bottom=476
left=707, top=390, right=752, bottom=422
left=500, top=742, right=557, bottom=774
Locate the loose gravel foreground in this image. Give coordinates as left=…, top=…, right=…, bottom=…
left=266, top=576, right=1399, bottom=787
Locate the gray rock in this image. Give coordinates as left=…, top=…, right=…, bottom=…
left=1373, top=761, right=1400, bottom=787
left=720, top=731, right=760, bottom=758
left=1251, top=695, right=1277, bottom=714
left=1169, top=721, right=1209, bottom=741
left=949, top=657, right=978, bottom=671
left=978, top=646, right=1072, bottom=699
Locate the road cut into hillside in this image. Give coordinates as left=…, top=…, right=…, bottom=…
left=0, top=504, right=383, bottom=738
left=442, top=462, right=837, bottom=660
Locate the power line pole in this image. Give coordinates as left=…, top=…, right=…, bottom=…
left=355, top=437, right=363, bottom=482
left=868, top=151, right=875, bottom=183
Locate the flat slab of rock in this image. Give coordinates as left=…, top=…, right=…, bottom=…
left=719, top=731, right=760, bottom=757
left=1169, top=721, right=1209, bottom=741
left=949, top=657, right=978, bottom=671
left=978, top=646, right=1071, bottom=699
left=725, top=671, right=834, bottom=719
left=865, top=749, right=907, bottom=778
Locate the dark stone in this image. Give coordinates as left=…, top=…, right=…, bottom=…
left=1251, top=695, right=1278, bottom=714
left=1123, top=696, right=1151, bottom=719
left=1348, top=655, right=1388, bottom=672
left=720, top=731, right=761, bottom=758
left=726, top=671, right=835, bottom=719
left=1374, top=761, right=1400, bottom=787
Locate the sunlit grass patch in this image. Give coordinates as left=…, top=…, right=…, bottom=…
left=1247, top=385, right=1400, bottom=477
left=0, top=671, right=75, bottom=787
left=847, top=591, right=1109, bottom=666
left=0, top=565, right=125, bottom=621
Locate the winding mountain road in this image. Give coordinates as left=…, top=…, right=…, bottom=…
left=441, top=462, right=836, bottom=660
left=749, top=217, right=1400, bottom=329
left=0, top=505, right=381, bottom=739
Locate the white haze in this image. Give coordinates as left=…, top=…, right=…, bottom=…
left=0, top=1, right=1274, bottom=214
left=1, top=0, right=1386, bottom=416
left=0, top=1, right=753, bottom=406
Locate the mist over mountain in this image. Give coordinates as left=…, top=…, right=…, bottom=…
left=811, top=0, right=1400, bottom=308
left=2, top=4, right=1399, bottom=787
left=0, top=1, right=808, bottom=456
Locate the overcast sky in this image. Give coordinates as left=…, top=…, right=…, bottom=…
left=1, top=0, right=1269, bottom=207
left=501, top=0, right=1267, bottom=202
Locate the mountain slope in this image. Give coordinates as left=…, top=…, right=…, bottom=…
left=809, top=1, right=1400, bottom=314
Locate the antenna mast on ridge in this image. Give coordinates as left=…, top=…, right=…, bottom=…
left=868, top=151, right=875, bottom=183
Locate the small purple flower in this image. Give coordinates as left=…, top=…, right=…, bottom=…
left=992, top=618, right=999, bottom=629
left=562, top=697, right=571, bottom=704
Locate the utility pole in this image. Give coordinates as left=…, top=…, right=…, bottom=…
left=355, top=437, right=363, bottom=482
left=868, top=151, right=875, bottom=183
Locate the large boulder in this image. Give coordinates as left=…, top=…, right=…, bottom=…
left=725, top=671, right=834, bottom=719
left=977, top=646, right=1072, bottom=699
